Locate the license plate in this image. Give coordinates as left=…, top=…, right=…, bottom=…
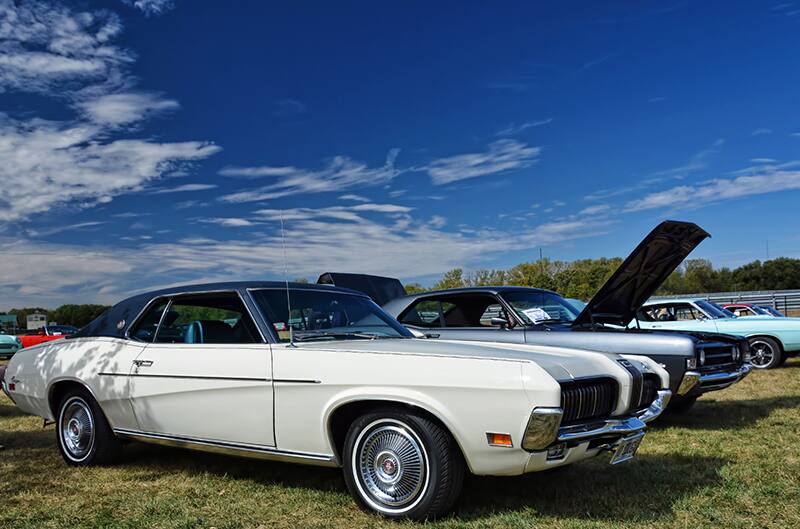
left=609, top=432, right=644, bottom=465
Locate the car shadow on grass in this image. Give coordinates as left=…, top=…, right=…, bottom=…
left=0, top=426, right=53, bottom=449
left=120, top=443, right=346, bottom=492
left=0, top=400, right=28, bottom=418
left=455, top=453, right=726, bottom=521
left=117, top=444, right=724, bottom=523
left=656, top=395, right=800, bottom=430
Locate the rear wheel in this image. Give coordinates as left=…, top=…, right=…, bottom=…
left=748, top=337, right=783, bottom=369
left=56, top=388, right=122, bottom=466
left=342, top=409, right=464, bottom=521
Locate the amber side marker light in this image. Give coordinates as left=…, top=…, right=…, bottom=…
left=486, top=433, right=513, bottom=447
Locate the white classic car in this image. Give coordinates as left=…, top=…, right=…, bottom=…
left=1, top=282, right=671, bottom=520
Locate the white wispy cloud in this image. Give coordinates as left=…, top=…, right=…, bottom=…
left=495, top=118, right=553, bottom=136
left=751, top=128, right=772, bottom=136
left=0, top=0, right=219, bottom=222
left=79, top=92, right=179, bottom=125
left=123, top=0, right=175, bottom=16
left=200, top=218, right=256, bottom=227
left=0, top=0, right=131, bottom=95
left=0, top=116, right=219, bottom=221
left=339, top=194, right=371, bottom=202
left=424, top=139, right=541, bottom=185
left=149, top=183, right=218, bottom=194
left=625, top=168, right=800, bottom=212
left=579, top=204, right=611, bottom=216
left=585, top=139, right=724, bottom=201
left=274, top=98, right=307, bottom=116
left=219, top=149, right=402, bottom=202
left=26, top=221, right=107, bottom=237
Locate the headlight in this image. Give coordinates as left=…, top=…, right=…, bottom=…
left=686, top=357, right=698, bottom=370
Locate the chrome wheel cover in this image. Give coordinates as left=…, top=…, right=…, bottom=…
left=59, top=397, right=95, bottom=461
left=749, top=340, right=775, bottom=368
left=353, top=419, right=429, bottom=513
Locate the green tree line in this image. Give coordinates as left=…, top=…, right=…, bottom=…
left=1, top=304, right=109, bottom=331
left=411, top=257, right=800, bottom=300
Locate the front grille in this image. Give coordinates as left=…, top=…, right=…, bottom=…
left=699, top=342, right=737, bottom=368
left=560, top=377, right=618, bottom=424
left=0, top=344, right=13, bottom=350
left=634, top=374, right=660, bottom=410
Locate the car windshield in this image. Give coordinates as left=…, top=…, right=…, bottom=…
left=500, top=291, right=581, bottom=324
left=251, top=288, right=412, bottom=342
left=757, top=305, right=785, bottom=317
left=696, top=300, right=734, bottom=319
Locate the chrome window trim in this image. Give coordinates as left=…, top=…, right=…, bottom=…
left=112, top=427, right=337, bottom=467
left=125, top=289, right=267, bottom=344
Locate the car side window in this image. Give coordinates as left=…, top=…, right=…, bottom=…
left=152, top=292, right=261, bottom=344
left=399, top=300, right=455, bottom=327
left=399, top=294, right=505, bottom=328
left=674, top=304, right=701, bottom=321
left=129, top=300, right=169, bottom=342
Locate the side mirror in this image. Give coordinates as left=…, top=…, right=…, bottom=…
left=490, top=317, right=510, bottom=329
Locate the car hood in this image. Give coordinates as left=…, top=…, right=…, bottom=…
left=573, top=220, right=710, bottom=327
left=296, top=337, right=628, bottom=382
left=0, top=334, right=18, bottom=344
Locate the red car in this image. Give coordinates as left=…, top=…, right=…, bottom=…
left=17, top=325, right=78, bottom=348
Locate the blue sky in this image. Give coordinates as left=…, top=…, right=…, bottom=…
left=2, top=0, right=800, bottom=308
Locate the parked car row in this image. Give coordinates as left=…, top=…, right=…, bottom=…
left=0, top=220, right=782, bottom=521
left=0, top=325, right=79, bottom=355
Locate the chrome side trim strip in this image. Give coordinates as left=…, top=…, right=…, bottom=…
left=273, top=379, right=322, bottom=384
left=112, top=428, right=338, bottom=467
left=99, top=372, right=270, bottom=382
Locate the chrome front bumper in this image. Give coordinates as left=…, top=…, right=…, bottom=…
left=523, top=390, right=671, bottom=450
left=680, top=363, right=752, bottom=394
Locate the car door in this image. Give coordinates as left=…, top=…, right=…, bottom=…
left=397, top=294, right=527, bottom=344
left=127, top=291, right=275, bottom=447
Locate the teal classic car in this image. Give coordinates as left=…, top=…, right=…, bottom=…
left=634, top=298, right=800, bottom=369
left=0, top=331, right=21, bottom=359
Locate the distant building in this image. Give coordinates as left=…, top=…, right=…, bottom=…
left=26, top=313, right=47, bottom=330
left=0, top=314, right=17, bottom=332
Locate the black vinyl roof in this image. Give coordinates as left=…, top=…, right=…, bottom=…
left=72, top=281, right=365, bottom=340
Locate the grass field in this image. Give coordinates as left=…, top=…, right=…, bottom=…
left=2, top=359, right=799, bottom=529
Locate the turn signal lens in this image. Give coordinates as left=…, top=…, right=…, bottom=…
left=486, top=433, right=513, bottom=447
left=686, top=358, right=698, bottom=369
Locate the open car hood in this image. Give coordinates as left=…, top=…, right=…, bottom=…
left=317, top=272, right=407, bottom=306
left=573, top=220, right=710, bottom=327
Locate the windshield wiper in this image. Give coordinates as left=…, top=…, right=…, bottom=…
left=531, top=318, right=568, bottom=325
left=293, top=331, right=381, bottom=342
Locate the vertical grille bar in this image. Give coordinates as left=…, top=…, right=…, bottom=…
left=559, top=378, right=618, bottom=425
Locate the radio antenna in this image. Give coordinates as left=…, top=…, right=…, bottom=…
left=280, top=212, right=295, bottom=347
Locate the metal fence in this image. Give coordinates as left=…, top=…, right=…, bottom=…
left=651, top=289, right=800, bottom=315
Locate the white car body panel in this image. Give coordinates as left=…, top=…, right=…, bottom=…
left=5, top=324, right=668, bottom=476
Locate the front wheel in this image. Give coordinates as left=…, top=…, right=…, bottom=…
left=342, top=409, right=464, bottom=521
left=748, top=337, right=783, bottom=369
left=56, top=388, right=122, bottom=466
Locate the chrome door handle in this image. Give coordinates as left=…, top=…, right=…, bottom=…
left=133, top=360, right=153, bottom=367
